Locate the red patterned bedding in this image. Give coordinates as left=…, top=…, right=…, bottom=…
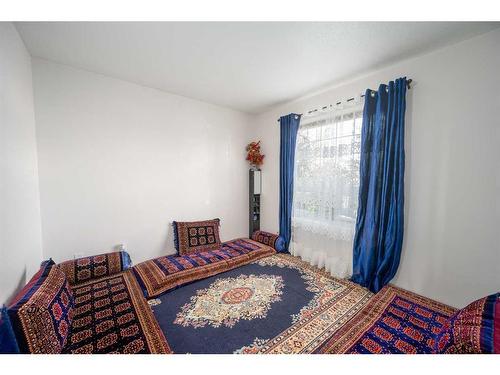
left=63, top=271, right=171, bottom=354
left=316, top=284, right=457, bottom=353
left=133, top=238, right=276, bottom=298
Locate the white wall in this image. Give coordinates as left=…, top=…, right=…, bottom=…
left=252, top=29, right=500, bottom=308
left=0, top=23, right=43, bottom=304
left=6, top=25, right=498, bottom=309
left=32, top=59, right=251, bottom=265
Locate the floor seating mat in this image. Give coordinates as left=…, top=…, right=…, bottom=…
left=133, top=238, right=276, bottom=298
left=63, top=271, right=171, bottom=354
left=315, top=284, right=457, bottom=354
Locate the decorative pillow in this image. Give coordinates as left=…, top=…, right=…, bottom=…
left=173, top=218, right=222, bottom=255
left=0, top=306, right=19, bottom=353
left=58, top=251, right=132, bottom=285
left=7, top=260, right=74, bottom=353
left=434, top=292, right=499, bottom=354
left=251, top=230, right=286, bottom=252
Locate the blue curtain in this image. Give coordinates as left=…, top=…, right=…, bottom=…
left=351, top=78, right=407, bottom=293
left=279, top=113, right=301, bottom=251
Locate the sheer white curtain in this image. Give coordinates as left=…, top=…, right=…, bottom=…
left=290, top=107, right=363, bottom=278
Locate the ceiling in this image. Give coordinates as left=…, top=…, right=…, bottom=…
left=15, top=22, right=500, bottom=114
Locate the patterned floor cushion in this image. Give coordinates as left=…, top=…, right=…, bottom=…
left=58, top=251, right=132, bottom=285
left=173, top=218, right=222, bottom=255
left=251, top=231, right=286, bottom=252
left=63, top=271, right=171, bottom=354
left=133, top=238, right=276, bottom=298
left=316, top=285, right=457, bottom=354
left=7, top=260, right=74, bottom=354
left=434, top=292, right=499, bottom=354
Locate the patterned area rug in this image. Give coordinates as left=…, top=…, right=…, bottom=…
left=148, top=254, right=372, bottom=354
left=316, top=285, right=457, bottom=354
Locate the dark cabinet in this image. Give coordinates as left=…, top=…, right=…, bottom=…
left=249, top=169, right=261, bottom=237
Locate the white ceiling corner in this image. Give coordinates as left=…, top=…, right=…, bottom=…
left=15, top=22, right=500, bottom=114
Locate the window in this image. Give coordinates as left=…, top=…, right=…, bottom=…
left=290, top=108, right=363, bottom=278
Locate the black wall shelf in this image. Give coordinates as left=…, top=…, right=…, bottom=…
left=249, top=169, right=261, bottom=237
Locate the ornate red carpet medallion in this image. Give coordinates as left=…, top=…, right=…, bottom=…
left=174, top=274, right=284, bottom=328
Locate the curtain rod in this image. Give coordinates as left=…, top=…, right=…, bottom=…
left=277, top=79, right=412, bottom=122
